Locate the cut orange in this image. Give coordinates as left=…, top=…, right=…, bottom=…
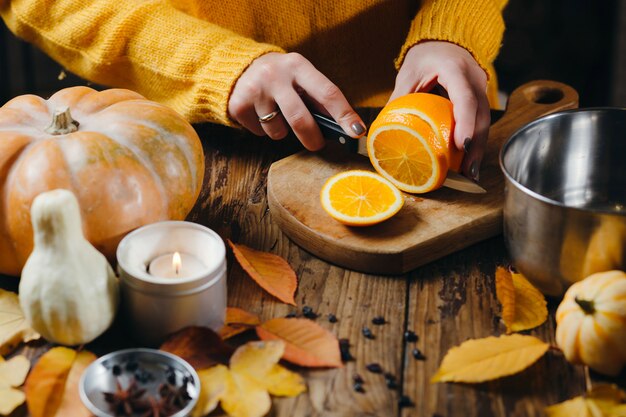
left=367, top=93, right=463, bottom=194
left=320, top=170, right=404, bottom=226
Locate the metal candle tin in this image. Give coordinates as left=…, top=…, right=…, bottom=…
left=116, top=221, right=227, bottom=345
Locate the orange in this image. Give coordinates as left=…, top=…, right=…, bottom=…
left=320, top=170, right=404, bottom=226
left=367, top=93, right=463, bottom=194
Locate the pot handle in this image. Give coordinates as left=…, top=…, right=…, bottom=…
left=486, top=80, right=579, bottom=160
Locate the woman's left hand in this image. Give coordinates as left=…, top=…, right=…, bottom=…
left=390, top=41, right=490, bottom=181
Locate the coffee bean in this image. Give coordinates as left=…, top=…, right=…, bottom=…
left=412, top=348, right=426, bottom=360
left=384, top=372, right=398, bottom=390
left=372, top=316, right=386, bottom=325
left=339, top=338, right=355, bottom=362
left=353, top=382, right=365, bottom=393
left=366, top=363, right=382, bottom=374
left=352, top=373, right=364, bottom=384
left=328, top=314, right=338, bottom=323
left=398, top=395, right=414, bottom=408
left=362, top=326, right=375, bottom=339
left=302, top=306, right=318, bottom=319
left=404, top=330, right=418, bottom=343
left=285, top=312, right=297, bottom=318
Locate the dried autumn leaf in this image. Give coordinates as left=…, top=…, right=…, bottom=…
left=219, top=307, right=261, bottom=339
left=495, top=266, right=548, bottom=333
left=431, top=334, right=549, bottom=383
left=256, top=318, right=342, bottom=368
left=160, top=326, right=233, bottom=370
left=25, top=347, right=96, bottom=417
left=228, top=240, right=297, bottom=305
left=0, top=289, right=40, bottom=355
left=0, top=355, right=30, bottom=415
left=545, top=384, right=626, bottom=417
left=193, top=340, right=306, bottom=417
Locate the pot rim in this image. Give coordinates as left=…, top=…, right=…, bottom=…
left=499, top=106, right=626, bottom=216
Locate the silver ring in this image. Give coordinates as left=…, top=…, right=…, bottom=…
left=258, top=110, right=280, bottom=123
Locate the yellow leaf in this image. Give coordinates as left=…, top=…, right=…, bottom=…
left=0, top=354, right=30, bottom=415
left=0, top=386, right=25, bottom=416
left=194, top=341, right=305, bottom=417
left=495, top=267, right=548, bottom=333
left=431, top=334, right=549, bottom=383
left=24, top=347, right=96, bottom=417
left=0, top=355, right=30, bottom=387
left=546, top=384, right=626, bottom=417
left=264, top=364, right=307, bottom=397
left=0, top=289, right=40, bottom=355
left=193, top=365, right=230, bottom=417
left=222, top=373, right=271, bottom=417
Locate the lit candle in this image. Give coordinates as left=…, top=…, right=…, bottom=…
left=147, top=251, right=206, bottom=278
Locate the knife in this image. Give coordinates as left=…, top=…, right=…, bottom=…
left=311, top=110, right=496, bottom=194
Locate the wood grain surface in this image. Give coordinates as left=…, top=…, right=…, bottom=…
left=1, top=86, right=622, bottom=417
left=267, top=80, right=579, bottom=274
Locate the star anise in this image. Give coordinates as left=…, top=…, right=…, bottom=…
left=158, top=381, right=192, bottom=409
left=103, top=378, right=149, bottom=416
left=139, top=396, right=176, bottom=417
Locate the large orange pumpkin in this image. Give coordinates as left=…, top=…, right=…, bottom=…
left=0, top=87, right=205, bottom=276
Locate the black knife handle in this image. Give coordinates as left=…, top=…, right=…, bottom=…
left=311, top=112, right=359, bottom=153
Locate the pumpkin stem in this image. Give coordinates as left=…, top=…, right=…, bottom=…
left=575, top=297, right=596, bottom=315
left=45, top=107, right=79, bottom=135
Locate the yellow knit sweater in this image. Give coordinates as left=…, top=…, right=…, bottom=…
left=1, top=0, right=507, bottom=125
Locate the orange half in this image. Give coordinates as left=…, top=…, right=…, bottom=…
left=320, top=170, right=404, bottom=226
left=367, top=93, right=463, bottom=193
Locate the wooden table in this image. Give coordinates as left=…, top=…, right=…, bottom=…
left=2, top=122, right=622, bottom=417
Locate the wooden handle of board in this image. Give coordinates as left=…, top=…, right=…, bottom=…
left=486, top=80, right=579, bottom=160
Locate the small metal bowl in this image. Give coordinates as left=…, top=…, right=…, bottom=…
left=500, top=107, right=626, bottom=296
left=79, top=348, right=200, bottom=417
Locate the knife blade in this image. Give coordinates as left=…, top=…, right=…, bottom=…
left=312, top=111, right=489, bottom=194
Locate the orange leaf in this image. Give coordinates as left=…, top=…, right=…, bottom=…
left=495, top=266, right=547, bottom=333
left=228, top=240, right=297, bottom=305
left=219, top=307, right=261, bottom=339
left=25, top=347, right=96, bottom=417
left=495, top=267, right=516, bottom=330
left=160, top=326, right=233, bottom=370
left=256, top=318, right=342, bottom=368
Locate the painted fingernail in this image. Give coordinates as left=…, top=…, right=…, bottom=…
left=351, top=122, right=366, bottom=136
left=463, top=138, right=472, bottom=153
left=470, top=160, right=480, bottom=182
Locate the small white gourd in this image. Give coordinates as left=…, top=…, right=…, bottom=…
left=19, top=189, right=119, bottom=345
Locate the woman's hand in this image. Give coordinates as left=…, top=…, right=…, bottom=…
left=390, top=41, right=490, bottom=181
left=229, top=52, right=366, bottom=151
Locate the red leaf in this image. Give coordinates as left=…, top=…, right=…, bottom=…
left=256, top=318, right=342, bottom=368
left=160, top=327, right=233, bottom=370
left=228, top=241, right=297, bottom=305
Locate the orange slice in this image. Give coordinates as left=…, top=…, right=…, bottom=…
left=320, top=170, right=404, bottom=226
left=367, top=93, right=463, bottom=194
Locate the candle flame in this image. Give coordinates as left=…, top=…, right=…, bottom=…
left=172, top=251, right=182, bottom=275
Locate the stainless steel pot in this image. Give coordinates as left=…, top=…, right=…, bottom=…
left=500, top=108, right=626, bottom=296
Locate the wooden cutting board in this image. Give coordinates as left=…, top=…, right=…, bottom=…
left=267, top=80, right=579, bottom=274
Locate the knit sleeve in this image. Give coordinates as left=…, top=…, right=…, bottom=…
left=0, top=0, right=285, bottom=124
left=395, top=0, right=508, bottom=79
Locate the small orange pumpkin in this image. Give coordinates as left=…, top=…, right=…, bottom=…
left=555, top=270, right=626, bottom=376
left=0, top=87, right=205, bottom=275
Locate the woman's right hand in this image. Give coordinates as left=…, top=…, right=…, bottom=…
left=228, top=52, right=366, bottom=150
